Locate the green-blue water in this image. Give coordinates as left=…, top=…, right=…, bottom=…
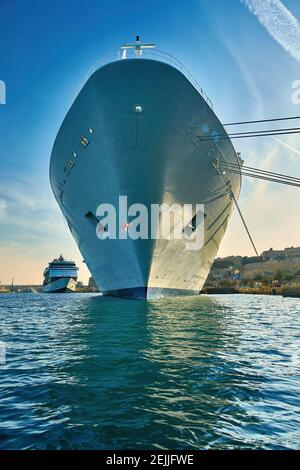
left=0, top=293, right=299, bottom=449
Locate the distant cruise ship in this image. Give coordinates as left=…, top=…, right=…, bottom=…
left=50, top=37, right=241, bottom=299
left=42, top=255, right=78, bottom=293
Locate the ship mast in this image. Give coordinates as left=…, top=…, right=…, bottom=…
left=121, top=35, right=155, bottom=59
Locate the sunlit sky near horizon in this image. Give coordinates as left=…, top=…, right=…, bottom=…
left=1, top=0, right=300, bottom=285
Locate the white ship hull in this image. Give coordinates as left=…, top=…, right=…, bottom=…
left=42, top=277, right=77, bottom=293
left=50, top=58, right=241, bottom=299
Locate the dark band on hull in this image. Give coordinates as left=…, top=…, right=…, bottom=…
left=102, top=287, right=200, bottom=300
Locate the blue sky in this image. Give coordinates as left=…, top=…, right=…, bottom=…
left=1, top=0, right=300, bottom=284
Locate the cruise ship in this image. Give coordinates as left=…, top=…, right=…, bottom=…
left=50, top=37, right=241, bottom=299
left=42, top=255, right=78, bottom=293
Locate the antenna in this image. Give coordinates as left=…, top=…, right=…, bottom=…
left=121, top=36, right=155, bottom=58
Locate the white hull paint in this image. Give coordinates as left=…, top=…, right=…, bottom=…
left=50, top=59, right=241, bottom=299
left=42, top=277, right=77, bottom=293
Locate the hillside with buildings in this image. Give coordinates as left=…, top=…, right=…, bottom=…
left=205, top=246, right=300, bottom=289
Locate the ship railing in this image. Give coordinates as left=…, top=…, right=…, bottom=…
left=75, top=48, right=213, bottom=110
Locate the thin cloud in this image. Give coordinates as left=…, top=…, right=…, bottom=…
left=243, top=0, right=300, bottom=61
left=272, top=137, right=300, bottom=156
left=0, top=178, right=66, bottom=239
left=0, top=199, right=6, bottom=221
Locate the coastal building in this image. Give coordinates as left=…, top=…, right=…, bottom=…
left=205, top=245, right=300, bottom=286
left=262, top=246, right=300, bottom=260
left=284, top=246, right=300, bottom=258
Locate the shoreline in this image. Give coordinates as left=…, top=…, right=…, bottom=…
left=202, top=286, right=300, bottom=298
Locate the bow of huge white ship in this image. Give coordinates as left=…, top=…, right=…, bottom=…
left=50, top=50, right=241, bottom=299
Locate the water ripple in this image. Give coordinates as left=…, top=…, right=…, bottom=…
left=0, top=293, right=299, bottom=449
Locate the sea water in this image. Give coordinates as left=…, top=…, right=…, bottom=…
left=0, top=293, right=299, bottom=449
